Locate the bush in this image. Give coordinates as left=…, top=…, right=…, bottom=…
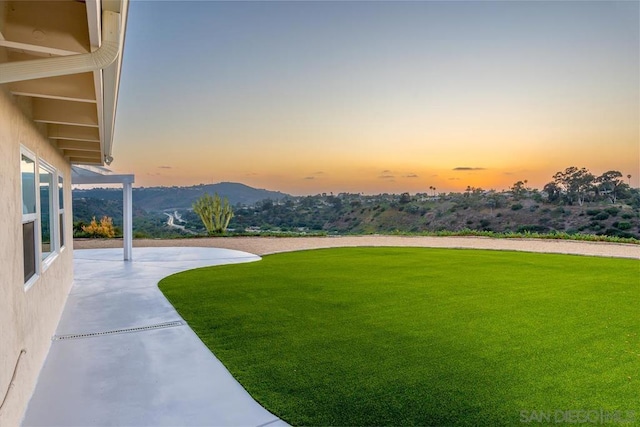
left=605, top=228, right=635, bottom=239
left=621, top=213, right=633, bottom=219
left=605, top=207, right=620, bottom=217
left=517, top=225, right=549, bottom=233
left=586, top=209, right=600, bottom=216
left=511, top=203, right=523, bottom=211
left=614, top=222, right=632, bottom=230
left=593, top=212, right=610, bottom=221
left=82, top=216, right=116, bottom=238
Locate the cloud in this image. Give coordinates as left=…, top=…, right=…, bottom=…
left=245, top=172, right=259, bottom=176
left=403, top=173, right=419, bottom=178
left=303, top=171, right=326, bottom=180
left=378, top=170, right=395, bottom=180
left=448, top=177, right=461, bottom=181
left=453, top=167, right=486, bottom=171
left=504, top=172, right=514, bottom=175
left=158, top=165, right=172, bottom=169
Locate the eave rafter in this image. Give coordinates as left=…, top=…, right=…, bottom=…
left=0, top=39, right=81, bottom=57
left=32, top=98, right=99, bottom=127
left=0, top=0, right=128, bottom=166
left=48, top=124, right=100, bottom=142
left=56, top=140, right=101, bottom=152
left=8, top=73, right=96, bottom=103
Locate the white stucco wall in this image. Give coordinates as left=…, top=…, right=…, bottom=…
left=0, top=87, right=74, bottom=425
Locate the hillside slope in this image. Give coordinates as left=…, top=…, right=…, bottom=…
left=73, top=182, right=288, bottom=211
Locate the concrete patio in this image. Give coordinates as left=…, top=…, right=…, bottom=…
left=22, top=247, right=288, bottom=427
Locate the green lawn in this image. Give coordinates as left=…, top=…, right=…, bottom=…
left=159, top=248, right=639, bottom=426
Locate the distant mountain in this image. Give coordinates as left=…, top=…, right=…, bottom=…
left=73, top=182, right=289, bottom=211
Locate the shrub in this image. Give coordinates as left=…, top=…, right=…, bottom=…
left=517, top=225, right=549, bottom=233
left=511, top=203, right=523, bottom=211
left=82, top=216, right=116, bottom=238
left=614, top=222, right=632, bottom=230
left=193, top=193, right=234, bottom=235
left=605, top=207, right=620, bottom=217
left=605, top=229, right=635, bottom=239
left=621, top=213, right=633, bottom=219
left=593, top=212, right=610, bottom=221
left=586, top=209, right=600, bottom=216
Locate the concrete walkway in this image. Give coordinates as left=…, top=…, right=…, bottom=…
left=22, top=247, right=288, bottom=427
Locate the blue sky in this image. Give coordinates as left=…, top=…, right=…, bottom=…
left=111, top=0, right=639, bottom=194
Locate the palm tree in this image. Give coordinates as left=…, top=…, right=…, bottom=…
left=628, top=174, right=632, bottom=186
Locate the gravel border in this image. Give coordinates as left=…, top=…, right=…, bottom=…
left=74, top=236, right=639, bottom=259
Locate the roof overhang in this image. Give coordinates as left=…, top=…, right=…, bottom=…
left=71, top=164, right=134, bottom=185
left=0, top=0, right=129, bottom=166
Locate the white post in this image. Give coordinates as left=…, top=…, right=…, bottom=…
left=123, top=181, right=133, bottom=261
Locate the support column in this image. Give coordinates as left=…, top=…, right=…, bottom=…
left=123, top=181, right=133, bottom=261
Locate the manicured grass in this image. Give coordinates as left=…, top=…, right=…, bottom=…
left=159, top=248, right=639, bottom=426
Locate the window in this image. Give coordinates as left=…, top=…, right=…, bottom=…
left=59, top=175, right=65, bottom=248
left=39, top=164, right=54, bottom=261
left=21, top=151, right=37, bottom=284
left=20, top=148, right=63, bottom=287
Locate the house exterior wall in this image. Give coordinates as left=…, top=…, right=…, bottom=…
left=0, top=87, right=74, bottom=425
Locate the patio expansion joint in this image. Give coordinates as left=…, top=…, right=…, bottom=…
left=52, top=320, right=185, bottom=341
left=256, top=418, right=283, bottom=427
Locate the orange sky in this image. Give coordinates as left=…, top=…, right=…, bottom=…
left=110, top=1, right=639, bottom=195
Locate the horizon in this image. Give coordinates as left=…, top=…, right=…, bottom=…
left=73, top=170, right=637, bottom=198
left=109, top=1, right=639, bottom=195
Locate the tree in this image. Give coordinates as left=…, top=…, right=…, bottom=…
left=192, top=193, right=234, bottom=235
left=552, top=167, right=595, bottom=206
left=597, top=170, right=624, bottom=204
left=399, top=192, right=412, bottom=204
left=510, top=181, right=527, bottom=200
left=543, top=182, right=561, bottom=203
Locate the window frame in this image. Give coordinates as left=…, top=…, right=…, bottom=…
left=38, top=159, right=59, bottom=270
left=58, top=174, right=66, bottom=250
left=21, top=147, right=40, bottom=289
left=20, top=147, right=63, bottom=290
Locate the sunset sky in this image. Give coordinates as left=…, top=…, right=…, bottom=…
left=110, top=0, right=639, bottom=195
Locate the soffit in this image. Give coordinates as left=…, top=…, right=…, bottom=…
left=0, top=0, right=126, bottom=166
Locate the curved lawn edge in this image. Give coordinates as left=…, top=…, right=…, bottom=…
left=159, top=247, right=640, bottom=426
left=76, top=235, right=640, bottom=259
